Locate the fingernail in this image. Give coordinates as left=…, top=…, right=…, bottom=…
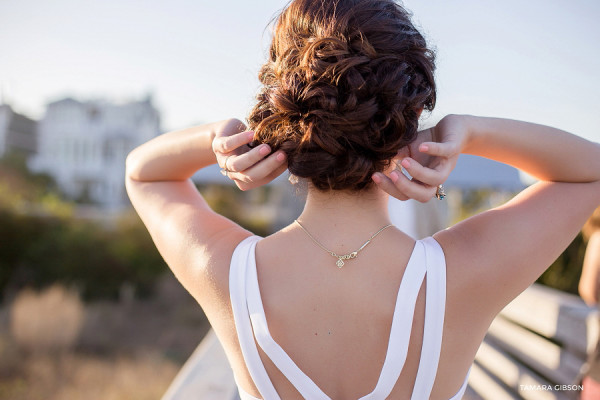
left=372, top=173, right=381, bottom=184
left=276, top=152, right=286, bottom=162
left=401, top=158, right=411, bottom=168
left=247, top=131, right=255, bottom=140
left=390, top=171, right=400, bottom=182
left=259, top=145, right=270, bottom=155
left=420, top=144, right=429, bottom=152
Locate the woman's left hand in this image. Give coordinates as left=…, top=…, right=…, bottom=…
left=372, top=115, right=466, bottom=202
left=212, top=122, right=288, bottom=191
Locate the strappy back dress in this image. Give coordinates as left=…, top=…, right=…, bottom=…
left=229, top=236, right=470, bottom=400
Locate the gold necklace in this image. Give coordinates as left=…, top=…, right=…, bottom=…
left=294, top=220, right=393, bottom=268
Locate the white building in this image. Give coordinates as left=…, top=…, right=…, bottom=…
left=30, top=96, right=161, bottom=209
left=0, top=104, right=37, bottom=158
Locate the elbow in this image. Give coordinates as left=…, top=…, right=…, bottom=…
left=125, top=149, right=141, bottom=181
left=578, top=281, right=598, bottom=306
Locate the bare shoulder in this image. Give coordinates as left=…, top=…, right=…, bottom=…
left=126, top=177, right=253, bottom=307
left=434, top=180, right=600, bottom=321
left=432, top=228, right=496, bottom=329
left=196, top=227, right=254, bottom=305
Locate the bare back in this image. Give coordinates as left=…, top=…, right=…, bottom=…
left=207, top=227, right=484, bottom=400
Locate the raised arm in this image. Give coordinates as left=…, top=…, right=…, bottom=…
left=126, top=119, right=226, bottom=182
left=460, top=115, right=600, bottom=183
left=125, top=119, right=286, bottom=301
left=422, top=115, right=600, bottom=318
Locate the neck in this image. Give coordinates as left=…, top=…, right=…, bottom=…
left=297, top=186, right=391, bottom=235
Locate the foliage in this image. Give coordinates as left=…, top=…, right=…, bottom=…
left=0, top=152, right=71, bottom=217
left=0, top=152, right=169, bottom=301
left=0, top=210, right=167, bottom=301
left=0, top=152, right=58, bottom=197
left=199, top=184, right=274, bottom=237
left=536, top=233, right=586, bottom=295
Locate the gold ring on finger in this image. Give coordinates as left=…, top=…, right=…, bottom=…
left=220, top=155, right=233, bottom=178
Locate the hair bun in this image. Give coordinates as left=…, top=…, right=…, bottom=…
left=248, top=0, right=436, bottom=191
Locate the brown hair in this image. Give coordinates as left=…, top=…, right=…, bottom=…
left=247, top=0, right=436, bottom=191
left=583, top=206, right=600, bottom=242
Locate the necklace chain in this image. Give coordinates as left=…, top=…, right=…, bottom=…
left=294, top=220, right=393, bottom=268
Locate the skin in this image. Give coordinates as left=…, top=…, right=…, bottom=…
left=126, top=114, right=600, bottom=399
left=579, top=231, right=600, bottom=306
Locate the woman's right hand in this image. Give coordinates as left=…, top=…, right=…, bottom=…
left=372, top=114, right=469, bottom=202
left=212, top=123, right=288, bottom=191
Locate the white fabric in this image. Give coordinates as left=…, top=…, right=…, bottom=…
left=230, top=236, right=280, bottom=399
left=229, top=235, right=470, bottom=400
left=237, top=387, right=261, bottom=400
left=411, top=237, right=447, bottom=398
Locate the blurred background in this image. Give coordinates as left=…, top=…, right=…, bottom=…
left=0, top=0, right=599, bottom=399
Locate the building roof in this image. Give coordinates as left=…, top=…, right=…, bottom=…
left=47, top=97, right=80, bottom=107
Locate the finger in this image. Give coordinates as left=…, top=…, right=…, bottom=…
left=372, top=173, right=409, bottom=201
left=213, top=131, right=255, bottom=154
left=235, top=163, right=288, bottom=191
left=418, top=141, right=458, bottom=158
left=399, top=158, right=445, bottom=187
left=228, top=151, right=287, bottom=184
left=262, top=163, right=289, bottom=183
left=389, top=169, right=437, bottom=203
left=227, top=143, right=271, bottom=172
left=429, top=157, right=453, bottom=181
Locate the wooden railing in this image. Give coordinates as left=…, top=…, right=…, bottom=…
left=468, top=284, right=599, bottom=400
left=161, top=329, right=238, bottom=400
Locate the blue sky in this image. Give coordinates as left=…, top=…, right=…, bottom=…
left=1, top=0, right=599, bottom=142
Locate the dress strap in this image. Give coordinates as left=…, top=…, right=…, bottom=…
left=229, top=236, right=280, bottom=400
left=359, top=240, right=427, bottom=399
left=246, top=249, right=330, bottom=400
left=411, top=237, right=447, bottom=400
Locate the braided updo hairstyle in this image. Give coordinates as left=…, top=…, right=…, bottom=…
left=247, top=0, right=436, bottom=191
